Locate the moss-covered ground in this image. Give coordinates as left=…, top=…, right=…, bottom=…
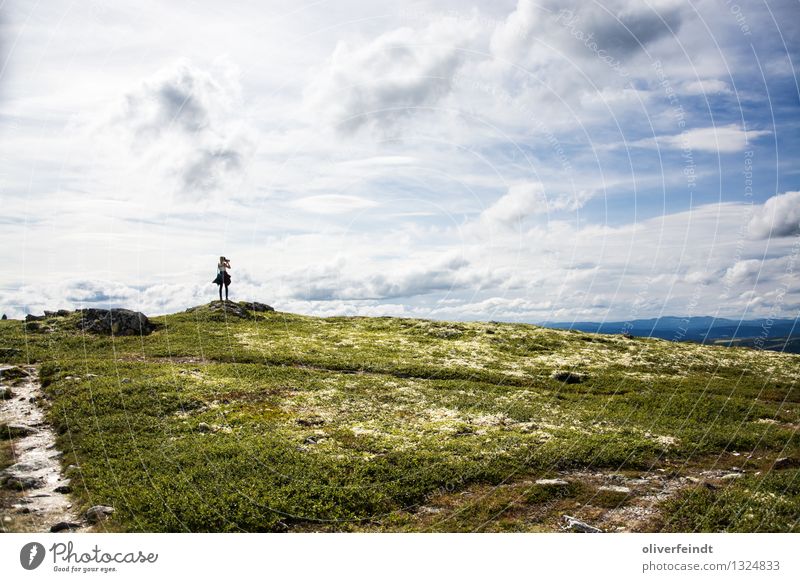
left=0, top=303, right=798, bottom=532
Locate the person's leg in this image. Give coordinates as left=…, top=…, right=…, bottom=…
left=224, top=283, right=229, bottom=301
left=218, top=284, right=223, bottom=301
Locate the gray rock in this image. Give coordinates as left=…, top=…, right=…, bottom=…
left=77, top=308, right=154, bottom=336
left=720, top=472, right=744, bottom=480
left=0, top=387, right=13, bottom=400
left=197, top=422, right=212, bottom=433
left=51, top=521, right=82, bottom=533
left=85, top=505, right=115, bottom=524
left=550, top=370, right=588, bottom=384
left=186, top=300, right=274, bottom=320
left=241, top=301, right=275, bottom=313
left=563, top=515, right=602, bottom=533
left=2, top=474, right=43, bottom=490
left=0, top=366, right=30, bottom=382
left=535, top=479, right=570, bottom=487
left=0, top=423, right=38, bottom=439
left=25, top=314, right=44, bottom=322
left=598, top=485, right=631, bottom=494
left=54, top=484, right=72, bottom=494
left=57, top=309, right=72, bottom=317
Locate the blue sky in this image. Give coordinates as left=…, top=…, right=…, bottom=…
left=0, top=0, right=798, bottom=323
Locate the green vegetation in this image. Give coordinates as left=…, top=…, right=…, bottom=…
left=1, top=304, right=798, bottom=532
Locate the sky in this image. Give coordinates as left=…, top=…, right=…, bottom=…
left=0, top=0, right=799, bottom=323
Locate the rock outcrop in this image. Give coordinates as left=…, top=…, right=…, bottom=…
left=186, top=300, right=274, bottom=319
left=77, top=308, right=154, bottom=336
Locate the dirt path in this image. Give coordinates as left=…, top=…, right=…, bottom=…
left=1, top=365, right=81, bottom=532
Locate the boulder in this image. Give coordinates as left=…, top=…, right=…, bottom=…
left=77, top=308, right=154, bottom=336
left=186, top=301, right=274, bottom=319
left=241, top=301, right=274, bottom=313
left=85, top=505, right=115, bottom=524
left=25, top=314, right=44, bottom=322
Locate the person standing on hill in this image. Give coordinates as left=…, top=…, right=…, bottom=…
left=213, top=256, right=232, bottom=301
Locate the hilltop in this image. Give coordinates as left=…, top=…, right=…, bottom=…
left=1, top=301, right=799, bottom=532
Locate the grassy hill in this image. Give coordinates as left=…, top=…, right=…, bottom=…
left=1, top=302, right=799, bottom=532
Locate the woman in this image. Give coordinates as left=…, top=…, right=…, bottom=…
left=212, top=256, right=232, bottom=301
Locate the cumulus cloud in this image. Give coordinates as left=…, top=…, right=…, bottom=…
left=109, top=59, right=252, bottom=197
left=491, top=0, right=684, bottom=65
left=290, top=253, right=497, bottom=301
left=748, top=191, right=800, bottom=239
left=305, top=17, right=480, bottom=135
left=481, top=183, right=592, bottom=226
left=724, top=259, right=763, bottom=286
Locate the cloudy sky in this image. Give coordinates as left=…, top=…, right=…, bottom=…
left=1, top=0, right=798, bottom=323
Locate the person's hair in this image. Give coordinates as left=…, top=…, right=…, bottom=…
left=219, top=256, right=225, bottom=263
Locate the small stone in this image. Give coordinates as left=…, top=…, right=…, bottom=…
left=197, top=422, right=212, bottom=433
left=50, top=521, right=82, bottom=533
left=720, top=473, right=744, bottom=480
left=54, top=485, right=72, bottom=494
left=535, top=478, right=570, bottom=486
left=296, top=417, right=325, bottom=427
left=598, top=485, right=631, bottom=494
left=2, top=475, right=43, bottom=490
left=121, top=378, right=131, bottom=383
left=550, top=370, right=587, bottom=384
left=0, top=424, right=39, bottom=439
left=563, top=515, right=602, bottom=533
left=85, top=505, right=115, bottom=524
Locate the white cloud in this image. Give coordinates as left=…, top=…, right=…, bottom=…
left=656, top=124, right=771, bottom=153
left=481, top=183, right=593, bottom=226
left=681, top=79, right=731, bottom=95
left=102, top=59, right=253, bottom=199
left=724, top=259, right=763, bottom=286
left=748, top=191, right=800, bottom=239
left=305, top=16, right=480, bottom=135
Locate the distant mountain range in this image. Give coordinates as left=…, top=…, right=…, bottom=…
left=540, top=317, right=800, bottom=353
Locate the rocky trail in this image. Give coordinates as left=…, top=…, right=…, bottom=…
left=0, top=364, right=82, bottom=533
